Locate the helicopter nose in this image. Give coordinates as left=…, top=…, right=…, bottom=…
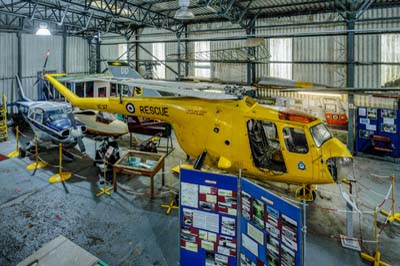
left=326, top=157, right=354, bottom=183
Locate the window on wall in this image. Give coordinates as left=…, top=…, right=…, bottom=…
left=269, top=38, right=292, bottom=79
left=381, top=34, right=400, bottom=86
left=194, top=41, right=211, bottom=78
left=118, top=44, right=127, bottom=60
left=152, top=42, right=166, bottom=79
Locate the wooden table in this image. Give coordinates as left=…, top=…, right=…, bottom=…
left=113, top=150, right=166, bottom=198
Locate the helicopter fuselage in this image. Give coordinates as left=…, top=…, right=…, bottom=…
left=47, top=74, right=352, bottom=185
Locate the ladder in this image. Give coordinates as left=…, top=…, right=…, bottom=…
left=0, top=95, right=7, bottom=142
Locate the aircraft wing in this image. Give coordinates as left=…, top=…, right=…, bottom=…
left=91, top=77, right=249, bottom=100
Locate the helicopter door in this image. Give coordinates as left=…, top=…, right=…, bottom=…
left=281, top=126, right=313, bottom=179
left=247, top=119, right=287, bottom=172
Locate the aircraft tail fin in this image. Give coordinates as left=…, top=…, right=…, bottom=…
left=107, top=61, right=143, bottom=79
left=16, top=75, right=31, bottom=102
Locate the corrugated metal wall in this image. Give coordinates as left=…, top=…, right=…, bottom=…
left=95, top=7, right=400, bottom=92
left=138, top=28, right=178, bottom=80
left=67, top=36, right=90, bottom=73
left=0, top=33, right=89, bottom=104
left=0, top=32, right=17, bottom=104
left=2, top=7, right=399, bottom=108
left=189, top=22, right=247, bottom=83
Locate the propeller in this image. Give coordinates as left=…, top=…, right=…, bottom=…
left=68, top=112, right=86, bottom=154
left=33, top=49, right=53, bottom=100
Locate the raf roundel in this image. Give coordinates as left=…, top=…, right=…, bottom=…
left=298, top=161, right=306, bottom=170
left=126, top=103, right=135, bottom=114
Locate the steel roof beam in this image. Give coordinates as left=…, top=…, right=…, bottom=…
left=0, top=0, right=183, bottom=34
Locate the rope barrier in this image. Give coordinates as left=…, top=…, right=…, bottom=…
left=307, top=229, right=377, bottom=244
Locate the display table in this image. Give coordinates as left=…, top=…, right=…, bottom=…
left=113, top=150, right=166, bottom=198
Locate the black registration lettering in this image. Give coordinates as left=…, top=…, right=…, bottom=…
left=139, top=105, right=169, bottom=117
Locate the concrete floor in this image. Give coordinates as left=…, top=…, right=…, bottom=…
left=0, top=128, right=399, bottom=266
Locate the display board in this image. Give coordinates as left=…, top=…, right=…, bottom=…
left=356, top=106, right=400, bottom=157
left=240, top=178, right=302, bottom=266
left=180, top=169, right=238, bottom=266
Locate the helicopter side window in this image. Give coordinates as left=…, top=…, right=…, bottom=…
left=247, top=119, right=286, bottom=172
left=75, top=82, right=85, bottom=97
left=86, top=82, right=94, bottom=97
left=283, top=127, right=308, bottom=154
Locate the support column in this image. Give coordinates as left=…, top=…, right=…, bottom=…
left=126, top=36, right=130, bottom=63
left=96, top=35, right=101, bottom=73
left=17, top=32, right=22, bottom=79
left=184, top=25, right=189, bottom=77
left=62, top=28, right=67, bottom=73
left=177, top=32, right=182, bottom=81
left=246, top=23, right=256, bottom=85
left=135, top=29, right=139, bottom=72
left=346, top=19, right=355, bottom=154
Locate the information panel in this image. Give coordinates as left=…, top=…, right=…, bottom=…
left=356, top=106, right=400, bottom=157
left=240, top=178, right=302, bottom=266
left=180, top=168, right=238, bottom=266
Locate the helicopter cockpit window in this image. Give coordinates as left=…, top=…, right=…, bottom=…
left=283, top=127, right=308, bottom=153
left=247, top=119, right=287, bottom=172
left=310, top=123, right=332, bottom=147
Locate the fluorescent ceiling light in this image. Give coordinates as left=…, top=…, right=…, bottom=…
left=174, top=0, right=194, bottom=20
left=36, top=22, right=51, bottom=36
left=298, top=91, right=342, bottom=98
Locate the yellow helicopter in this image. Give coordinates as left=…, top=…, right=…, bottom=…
left=46, top=73, right=353, bottom=201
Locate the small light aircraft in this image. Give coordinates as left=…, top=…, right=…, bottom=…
left=46, top=69, right=354, bottom=201
left=15, top=75, right=87, bottom=155
left=73, top=109, right=128, bottom=137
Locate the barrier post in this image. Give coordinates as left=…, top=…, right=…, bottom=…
left=26, top=136, right=48, bottom=170
left=160, top=170, right=179, bottom=215
left=7, top=126, right=20, bottom=158
left=96, top=159, right=113, bottom=197
left=380, top=175, right=400, bottom=224
left=360, top=208, right=391, bottom=266
left=49, top=143, right=72, bottom=183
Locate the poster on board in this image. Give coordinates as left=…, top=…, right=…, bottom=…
left=240, top=178, right=302, bottom=266
left=180, top=169, right=238, bottom=266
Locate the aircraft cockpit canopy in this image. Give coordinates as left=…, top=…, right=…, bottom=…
left=43, top=109, right=69, bottom=123
left=96, top=112, right=116, bottom=124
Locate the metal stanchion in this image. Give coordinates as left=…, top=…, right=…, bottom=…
left=96, top=159, right=113, bottom=197
left=380, top=175, right=400, bottom=224
left=49, top=143, right=72, bottom=183
left=7, top=126, right=20, bottom=158
left=360, top=208, right=391, bottom=266
left=26, top=136, right=48, bottom=170
left=160, top=170, right=179, bottom=215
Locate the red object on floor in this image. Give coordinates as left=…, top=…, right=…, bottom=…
left=0, top=154, right=8, bottom=161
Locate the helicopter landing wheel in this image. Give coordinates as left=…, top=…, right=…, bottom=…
left=295, top=184, right=317, bottom=202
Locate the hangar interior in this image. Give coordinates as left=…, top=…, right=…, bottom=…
left=0, top=0, right=399, bottom=266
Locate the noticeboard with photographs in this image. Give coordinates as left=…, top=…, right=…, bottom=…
left=180, top=169, right=238, bottom=266
left=240, top=178, right=302, bottom=266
